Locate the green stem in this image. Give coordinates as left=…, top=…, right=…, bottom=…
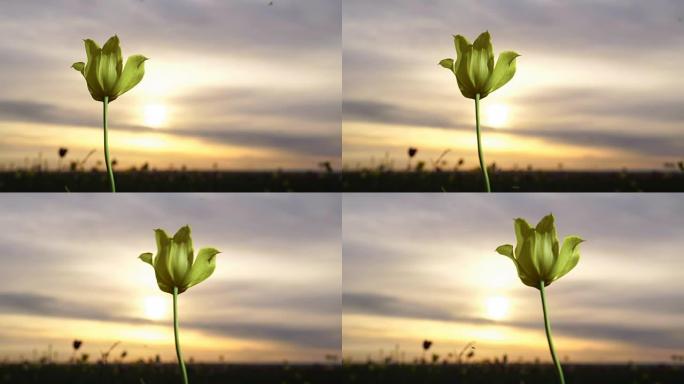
left=474, top=93, right=491, bottom=192
left=173, top=287, right=189, bottom=384
left=102, top=96, right=116, bottom=192
left=540, top=282, right=565, bottom=384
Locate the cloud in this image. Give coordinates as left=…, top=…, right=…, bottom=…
left=343, top=100, right=455, bottom=129
left=344, top=291, right=684, bottom=349
left=343, top=98, right=684, bottom=157
left=0, top=0, right=341, bottom=168
left=0, top=98, right=340, bottom=158
left=0, top=291, right=339, bottom=349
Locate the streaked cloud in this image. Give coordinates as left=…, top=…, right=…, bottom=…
left=0, top=0, right=341, bottom=170
left=0, top=194, right=341, bottom=362
left=342, top=194, right=684, bottom=362
left=343, top=0, right=684, bottom=170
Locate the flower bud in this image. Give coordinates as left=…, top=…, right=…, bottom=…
left=139, top=225, right=220, bottom=294
left=72, top=35, right=147, bottom=102
left=440, top=31, right=519, bottom=99
left=496, top=214, right=583, bottom=288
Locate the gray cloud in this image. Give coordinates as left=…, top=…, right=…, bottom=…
left=0, top=98, right=340, bottom=158
left=344, top=291, right=684, bottom=349
left=343, top=98, right=684, bottom=157
left=343, top=0, right=684, bottom=168
left=0, top=291, right=339, bottom=349
left=0, top=0, right=341, bottom=168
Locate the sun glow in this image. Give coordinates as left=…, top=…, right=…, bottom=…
left=484, top=103, right=509, bottom=128
left=485, top=296, right=510, bottom=320
left=143, top=104, right=167, bottom=128
left=142, top=295, right=167, bottom=320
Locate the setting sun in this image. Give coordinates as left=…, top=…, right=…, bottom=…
left=143, top=295, right=167, bottom=320
left=484, top=104, right=509, bottom=128
left=484, top=296, right=509, bottom=320
left=143, top=104, right=168, bottom=128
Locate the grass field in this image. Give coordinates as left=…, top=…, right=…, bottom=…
left=0, top=171, right=341, bottom=192
left=2, top=170, right=683, bottom=192
left=342, top=363, right=684, bottom=384
left=0, top=363, right=342, bottom=384
left=341, top=170, right=684, bottom=192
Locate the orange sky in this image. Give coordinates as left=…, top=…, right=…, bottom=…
left=0, top=1, right=341, bottom=171
left=343, top=0, right=684, bottom=170
left=0, top=195, right=341, bottom=363
left=342, top=194, right=684, bottom=363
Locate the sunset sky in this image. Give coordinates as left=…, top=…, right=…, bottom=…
left=343, top=0, right=684, bottom=170
left=343, top=194, right=684, bottom=363
left=0, top=0, right=340, bottom=170
left=0, top=194, right=340, bottom=363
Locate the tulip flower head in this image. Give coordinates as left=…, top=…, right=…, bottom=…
left=139, top=225, right=220, bottom=294
left=440, top=31, right=519, bottom=100
left=496, top=214, right=583, bottom=289
left=72, top=35, right=147, bottom=102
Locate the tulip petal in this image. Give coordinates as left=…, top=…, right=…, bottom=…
left=551, top=236, right=583, bottom=281
left=472, top=31, right=494, bottom=73
left=112, top=55, right=147, bottom=98
left=484, top=51, right=519, bottom=95
left=453, top=35, right=476, bottom=99
left=453, top=34, right=470, bottom=58
left=83, top=39, right=104, bottom=101
left=498, top=244, right=537, bottom=288
left=182, top=247, right=220, bottom=290
left=72, top=62, right=85, bottom=75
left=517, top=234, right=541, bottom=287
left=139, top=252, right=153, bottom=266
left=168, top=225, right=194, bottom=286
left=466, top=33, right=492, bottom=94
left=97, top=35, right=122, bottom=96
left=513, top=218, right=531, bottom=257
left=439, top=58, right=455, bottom=72
left=495, top=244, right=513, bottom=258
left=153, top=229, right=174, bottom=293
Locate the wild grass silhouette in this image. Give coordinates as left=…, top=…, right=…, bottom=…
left=0, top=340, right=341, bottom=384
left=342, top=341, right=684, bottom=384
left=341, top=147, right=684, bottom=192
left=0, top=147, right=340, bottom=192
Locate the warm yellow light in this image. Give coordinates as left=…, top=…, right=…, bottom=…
left=485, top=296, right=509, bottom=320
left=143, top=295, right=167, bottom=320
left=485, top=104, right=509, bottom=128
left=143, top=104, right=167, bottom=128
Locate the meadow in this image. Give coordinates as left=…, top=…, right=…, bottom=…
left=341, top=170, right=684, bottom=192
left=0, top=170, right=341, bottom=192
left=342, top=362, right=683, bottom=384
left=0, top=363, right=342, bottom=384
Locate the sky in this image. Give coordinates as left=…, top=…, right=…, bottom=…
left=343, top=0, right=684, bottom=171
left=0, top=194, right=341, bottom=363
left=343, top=194, right=684, bottom=363
left=0, top=0, right=341, bottom=171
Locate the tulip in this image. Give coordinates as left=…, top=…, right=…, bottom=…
left=439, top=31, right=519, bottom=192
left=72, top=35, right=147, bottom=192
left=139, top=225, right=219, bottom=384
left=496, top=214, right=583, bottom=384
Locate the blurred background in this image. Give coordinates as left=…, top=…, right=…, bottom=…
left=0, top=0, right=341, bottom=171
left=343, top=0, right=684, bottom=171
left=343, top=194, right=684, bottom=363
left=0, top=194, right=341, bottom=363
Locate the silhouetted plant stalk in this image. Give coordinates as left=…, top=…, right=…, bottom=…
left=497, top=214, right=584, bottom=384
left=139, top=225, right=220, bottom=384
left=72, top=35, right=148, bottom=192
left=440, top=31, right=520, bottom=192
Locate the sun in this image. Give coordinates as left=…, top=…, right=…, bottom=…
left=143, top=295, right=167, bottom=320
left=485, top=296, right=510, bottom=320
left=143, top=104, right=167, bottom=128
left=485, top=103, right=509, bottom=128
